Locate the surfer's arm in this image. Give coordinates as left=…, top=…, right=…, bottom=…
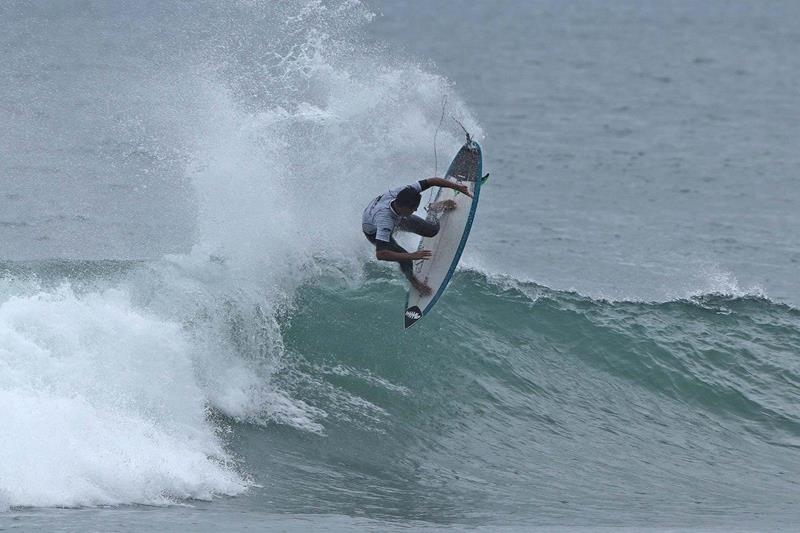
left=421, top=177, right=472, bottom=197
left=371, top=226, right=430, bottom=261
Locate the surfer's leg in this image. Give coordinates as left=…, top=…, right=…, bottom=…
left=387, top=238, right=415, bottom=281
left=388, top=236, right=432, bottom=296
left=398, top=215, right=439, bottom=238
left=365, top=231, right=430, bottom=294
left=366, top=231, right=415, bottom=280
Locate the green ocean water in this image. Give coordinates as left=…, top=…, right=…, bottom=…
left=2, top=260, right=798, bottom=530
left=262, top=268, right=800, bottom=523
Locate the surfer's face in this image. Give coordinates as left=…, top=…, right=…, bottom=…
left=391, top=199, right=417, bottom=217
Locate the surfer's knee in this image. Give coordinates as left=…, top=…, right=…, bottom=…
left=421, top=220, right=439, bottom=238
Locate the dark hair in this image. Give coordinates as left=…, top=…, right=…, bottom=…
left=395, top=187, right=421, bottom=209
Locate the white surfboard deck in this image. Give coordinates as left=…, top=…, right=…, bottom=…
left=404, top=140, right=483, bottom=329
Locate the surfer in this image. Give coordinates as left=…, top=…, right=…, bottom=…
left=362, top=178, right=472, bottom=295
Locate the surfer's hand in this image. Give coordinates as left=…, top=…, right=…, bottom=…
left=455, top=184, right=472, bottom=197
left=409, top=250, right=432, bottom=261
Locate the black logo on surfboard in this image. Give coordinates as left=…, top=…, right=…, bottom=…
left=404, top=306, right=422, bottom=329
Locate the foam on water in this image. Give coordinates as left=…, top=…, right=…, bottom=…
left=0, top=284, right=247, bottom=509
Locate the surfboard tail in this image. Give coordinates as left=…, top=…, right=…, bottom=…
left=404, top=306, right=422, bottom=329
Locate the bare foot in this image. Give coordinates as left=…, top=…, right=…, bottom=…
left=428, top=199, right=457, bottom=213
left=440, top=199, right=457, bottom=211
left=411, top=277, right=432, bottom=296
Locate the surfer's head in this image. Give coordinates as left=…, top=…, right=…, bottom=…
left=394, top=186, right=421, bottom=215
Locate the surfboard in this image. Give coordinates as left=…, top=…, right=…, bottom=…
left=404, top=139, right=483, bottom=329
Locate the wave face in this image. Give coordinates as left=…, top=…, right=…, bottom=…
left=253, top=267, right=800, bottom=524
left=3, top=261, right=797, bottom=525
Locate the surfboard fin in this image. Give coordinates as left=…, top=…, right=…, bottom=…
left=480, top=173, right=490, bottom=184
